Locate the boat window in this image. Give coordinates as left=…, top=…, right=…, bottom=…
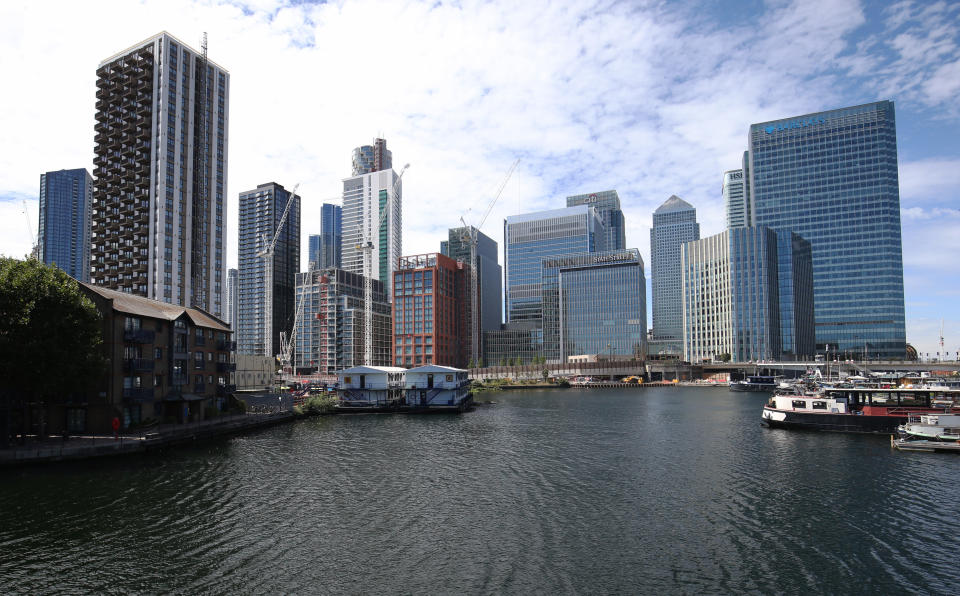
left=812, top=401, right=827, bottom=410
left=792, top=400, right=806, bottom=409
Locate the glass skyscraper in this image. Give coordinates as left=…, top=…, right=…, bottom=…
left=38, top=168, right=92, bottom=282
left=541, top=249, right=647, bottom=362
left=748, top=100, right=905, bottom=358
left=649, top=195, right=699, bottom=355
left=308, top=203, right=342, bottom=270
left=504, top=205, right=605, bottom=324
left=566, top=190, right=625, bottom=251
left=237, top=182, right=300, bottom=357
left=441, top=225, right=502, bottom=332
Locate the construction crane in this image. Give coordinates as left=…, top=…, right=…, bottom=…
left=278, top=284, right=307, bottom=375
left=256, top=183, right=299, bottom=359
left=460, top=158, right=519, bottom=366
left=357, top=164, right=409, bottom=365
left=22, top=200, right=38, bottom=260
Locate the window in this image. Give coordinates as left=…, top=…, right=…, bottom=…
left=124, top=317, right=141, bottom=331
left=194, top=351, right=204, bottom=369
left=812, top=401, right=828, bottom=410
left=155, top=347, right=162, bottom=359
left=791, top=400, right=806, bottom=409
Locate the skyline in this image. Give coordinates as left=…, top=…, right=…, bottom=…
left=1, top=0, right=958, bottom=356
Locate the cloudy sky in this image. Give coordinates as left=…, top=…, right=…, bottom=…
left=1, top=0, right=958, bottom=357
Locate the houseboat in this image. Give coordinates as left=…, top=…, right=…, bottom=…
left=730, top=375, right=779, bottom=392
left=337, top=366, right=406, bottom=411
left=762, top=386, right=960, bottom=434
left=893, top=411, right=960, bottom=453
left=404, top=365, right=472, bottom=412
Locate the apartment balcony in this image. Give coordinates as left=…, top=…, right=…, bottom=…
left=216, top=362, right=236, bottom=373
left=123, top=358, right=154, bottom=373
left=123, top=329, right=156, bottom=343
left=122, top=387, right=155, bottom=401
left=172, top=375, right=190, bottom=387
left=216, top=340, right=236, bottom=351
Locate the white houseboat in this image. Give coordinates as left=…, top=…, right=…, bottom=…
left=337, top=366, right=406, bottom=409
left=404, top=365, right=472, bottom=412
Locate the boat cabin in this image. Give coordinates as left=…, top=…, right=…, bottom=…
left=405, top=365, right=471, bottom=409
left=768, top=394, right=850, bottom=414
left=338, top=366, right=406, bottom=406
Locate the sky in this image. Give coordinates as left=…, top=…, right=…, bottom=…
left=1, top=0, right=958, bottom=358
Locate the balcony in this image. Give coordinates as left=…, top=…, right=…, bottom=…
left=122, top=387, right=154, bottom=401
left=172, top=375, right=190, bottom=387
left=193, top=383, right=206, bottom=394
left=124, top=329, right=156, bottom=343
left=123, top=358, right=154, bottom=373
left=216, top=362, right=236, bottom=373
left=216, top=340, right=237, bottom=351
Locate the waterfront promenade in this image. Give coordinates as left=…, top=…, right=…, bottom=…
left=0, top=411, right=294, bottom=466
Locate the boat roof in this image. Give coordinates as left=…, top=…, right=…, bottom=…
left=406, top=365, right=465, bottom=373
left=338, top=366, right=406, bottom=375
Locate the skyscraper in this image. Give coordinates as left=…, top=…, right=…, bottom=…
left=237, top=182, right=300, bottom=357
left=723, top=169, right=747, bottom=228
left=566, top=190, right=625, bottom=250
left=351, top=137, right=392, bottom=176
left=504, top=205, right=605, bottom=324
left=91, top=32, right=228, bottom=315
left=649, top=195, right=699, bottom=356
left=441, top=226, right=502, bottom=332
left=38, top=168, right=92, bottom=281
left=308, top=203, right=342, bottom=270
left=748, top=101, right=906, bottom=358
left=341, top=168, right=402, bottom=300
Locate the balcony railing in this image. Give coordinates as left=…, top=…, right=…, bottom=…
left=193, top=383, right=206, bottom=394
left=216, top=340, right=237, bottom=351
left=123, top=358, right=154, bottom=372
left=123, top=329, right=156, bottom=343
left=122, top=387, right=154, bottom=401
left=216, top=362, right=236, bottom=373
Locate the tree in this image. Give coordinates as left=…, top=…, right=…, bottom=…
left=716, top=353, right=732, bottom=363
left=0, top=258, right=106, bottom=445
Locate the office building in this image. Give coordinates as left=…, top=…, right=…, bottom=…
left=723, top=169, right=747, bottom=229
left=225, top=268, right=238, bottom=327
left=351, top=137, right=392, bottom=176
left=341, top=168, right=402, bottom=300
left=649, top=195, right=699, bottom=356
left=504, top=205, right=605, bottom=324
left=91, top=32, right=229, bottom=316
left=392, top=253, right=472, bottom=368
left=482, top=322, right=544, bottom=366
left=566, top=190, right=625, bottom=250
left=294, top=268, right=392, bottom=373
left=308, top=203, right=342, bottom=270
left=748, top=101, right=906, bottom=358
left=237, top=182, right=300, bottom=357
left=38, top=168, right=92, bottom=281
left=681, top=227, right=781, bottom=363
left=541, top=249, right=647, bottom=362
left=775, top=230, right=815, bottom=360
left=441, top=225, right=502, bottom=332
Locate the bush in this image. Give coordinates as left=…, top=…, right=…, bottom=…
left=302, top=393, right=337, bottom=415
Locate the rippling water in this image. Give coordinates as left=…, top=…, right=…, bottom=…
left=3, top=388, right=960, bottom=594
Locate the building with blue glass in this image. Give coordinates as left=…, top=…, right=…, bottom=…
left=748, top=100, right=906, bottom=358
left=504, top=205, right=605, bottom=324
left=566, top=190, right=625, bottom=251
left=38, top=168, right=92, bottom=281
left=308, top=203, right=342, bottom=270
left=237, top=182, right=300, bottom=357
left=775, top=230, right=815, bottom=360
left=441, top=225, right=502, bottom=333
left=649, top=195, right=699, bottom=356
left=541, top=249, right=647, bottom=362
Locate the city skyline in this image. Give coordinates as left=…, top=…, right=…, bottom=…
left=1, top=1, right=958, bottom=356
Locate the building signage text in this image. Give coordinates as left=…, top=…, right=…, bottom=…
left=764, top=117, right=826, bottom=134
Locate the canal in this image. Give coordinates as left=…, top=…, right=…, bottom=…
left=2, top=387, right=959, bottom=594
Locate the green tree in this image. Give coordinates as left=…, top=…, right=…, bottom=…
left=0, top=258, right=106, bottom=444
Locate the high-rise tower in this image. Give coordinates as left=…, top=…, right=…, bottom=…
left=38, top=168, right=92, bottom=281
left=649, top=195, right=699, bottom=356
left=91, top=32, right=228, bottom=316
left=566, top=190, right=624, bottom=251
left=351, top=137, right=392, bottom=176
left=748, top=101, right=905, bottom=358
left=341, top=168, right=402, bottom=301
left=308, top=203, right=342, bottom=270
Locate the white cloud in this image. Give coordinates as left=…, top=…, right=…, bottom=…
left=899, top=159, right=960, bottom=203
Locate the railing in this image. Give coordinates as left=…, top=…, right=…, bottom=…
left=124, top=358, right=154, bottom=372
left=193, top=383, right=206, bottom=394
left=217, top=340, right=237, bottom=351
left=217, top=362, right=237, bottom=373
left=123, top=329, right=156, bottom=343
left=122, top=387, right=154, bottom=400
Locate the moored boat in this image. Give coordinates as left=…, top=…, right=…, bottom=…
left=762, top=386, right=960, bottom=434
left=730, top=375, right=779, bottom=392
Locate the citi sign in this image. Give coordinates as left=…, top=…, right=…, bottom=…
left=764, top=117, right=825, bottom=134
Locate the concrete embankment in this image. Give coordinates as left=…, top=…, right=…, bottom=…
left=0, top=411, right=295, bottom=467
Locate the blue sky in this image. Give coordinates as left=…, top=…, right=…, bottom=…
left=0, top=0, right=957, bottom=357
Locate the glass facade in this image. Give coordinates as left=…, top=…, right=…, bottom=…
left=237, top=183, right=300, bottom=356
left=482, top=322, right=543, bottom=366
left=775, top=230, right=815, bottom=360
left=308, top=203, right=342, bottom=270
left=650, top=195, right=699, bottom=353
left=341, top=169, right=402, bottom=301
left=682, top=227, right=781, bottom=363
left=541, top=250, right=647, bottom=362
left=748, top=101, right=905, bottom=358
left=442, top=226, right=502, bottom=332
left=566, top=190, right=625, bottom=251
left=38, top=168, right=92, bottom=282
left=504, top=205, right=604, bottom=324
left=351, top=138, right=392, bottom=176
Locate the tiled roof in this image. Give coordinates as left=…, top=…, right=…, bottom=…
left=80, top=283, right=230, bottom=331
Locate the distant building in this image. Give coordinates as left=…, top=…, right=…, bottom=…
left=341, top=168, right=402, bottom=301
left=392, top=253, right=472, bottom=368
left=308, top=203, right=342, bottom=270
left=237, top=182, right=301, bottom=357
left=77, top=283, right=234, bottom=433
left=38, top=168, right=92, bottom=281
left=775, top=230, right=815, bottom=360
left=352, top=137, right=392, bottom=176
left=723, top=166, right=748, bottom=229
left=748, top=101, right=905, bottom=358
left=225, top=268, right=238, bottom=327
left=504, top=205, right=605, bottom=324
left=91, top=32, right=229, bottom=315
left=294, top=268, right=392, bottom=373
left=441, top=225, right=503, bottom=333
left=649, top=195, right=699, bottom=356
left=566, top=190, right=625, bottom=251
left=541, top=249, right=647, bottom=362
left=483, top=321, right=544, bottom=366
left=681, top=226, right=817, bottom=363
